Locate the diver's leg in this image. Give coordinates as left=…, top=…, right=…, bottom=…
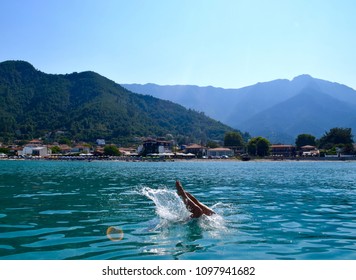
left=184, top=191, right=200, bottom=205
left=186, top=192, right=215, bottom=216
left=176, top=181, right=204, bottom=218
left=176, top=180, right=186, bottom=197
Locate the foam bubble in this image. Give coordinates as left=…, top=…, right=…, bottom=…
left=141, top=187, right=191, bottom=222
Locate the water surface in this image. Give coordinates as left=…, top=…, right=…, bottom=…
left=0, top=160, right=355, bottom=259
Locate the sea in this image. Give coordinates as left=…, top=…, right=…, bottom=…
left=0, top=160, right=355, bottom=260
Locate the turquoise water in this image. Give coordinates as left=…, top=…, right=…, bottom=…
left=0, top=160, right=355, bottom=260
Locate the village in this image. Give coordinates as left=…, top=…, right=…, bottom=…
left=1, top=135, right=354, bottom=161
left=0, top=137, right=234, bottom=160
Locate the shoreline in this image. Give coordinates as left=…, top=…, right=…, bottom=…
left=1, top=156, right=356, bottom=162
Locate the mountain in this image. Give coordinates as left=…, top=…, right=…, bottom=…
left=122, top=79, right=303, bottom=125
left=0, top=60, right=235, bottom=143
left=123, top=75, right=356, bottom=143
left=238, top=87, right=356, bottom=143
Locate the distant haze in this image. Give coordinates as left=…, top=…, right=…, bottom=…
left=123, top=75, right=356, bottom=144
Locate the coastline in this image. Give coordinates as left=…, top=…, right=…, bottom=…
left=1, top=156, right=356, bottom=162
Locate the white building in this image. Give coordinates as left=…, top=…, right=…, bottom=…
left=19, top=146, right=51, bottom=157
left=207, top=148, right=234, bottom=158
left=96, top=139, right=106, bottom=146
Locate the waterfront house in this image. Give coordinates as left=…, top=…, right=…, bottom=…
left=19, top=145, right=51, bottom=157
left=71, top=144, right=91, bottom=154
left=18, top=139, right=51, bottom=157
left=59, top=144, right=72, bottom=154
left=32, top=146, right=51, bottom=157
left=271, top=145, right=296, bottom=157
left=301, top=145, right=320, bottom=157
left=185, top=144, right=207, bottom=158
left=8, top=145, right=22, bottom=155
left=138, top=138, right=173, bottom=156
left=207, top=147, right=233, bottom=158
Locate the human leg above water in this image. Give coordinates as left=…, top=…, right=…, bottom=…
left=176, top=181, right=215, bottom=218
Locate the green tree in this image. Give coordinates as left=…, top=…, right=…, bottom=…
left=224, top=131, right=244, bottom=148
left=206, top=140, right=219, bottom=148
left=318, top=128, right=353, bottom=149
left=256, top=137, right=270, bottom=157
left=247, top=141, right=256, bottom=156
left=342, top=143, right=355, bottom=155
left=247, top=136, right=271, bottom=157
left=295, top=134, right=316, bottom=149
left=59, top=137, right=72, bottom=146
left=104, top=145, right=121, bottom=156
left=0, top=147, right=10, bottom=155
left=51, top=146, right=61, bottom=154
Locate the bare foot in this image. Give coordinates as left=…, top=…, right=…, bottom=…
left=176, top=180, right=186, bottom=197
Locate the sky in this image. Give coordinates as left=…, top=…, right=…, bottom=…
left=1, top=0, right=356, bottom=89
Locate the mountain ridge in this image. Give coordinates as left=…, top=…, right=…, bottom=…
left=238, top=88, right=356, bottom=143
left=0, top=60, right=235, bottom=144
left=123, top=76, right=356, bottom=143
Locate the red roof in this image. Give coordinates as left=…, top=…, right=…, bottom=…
left=59, top=145, right=71, bottom=150
left=271, top=145, right=294, bottom=148
left=186, top=144, right=205, bottom=149
left=29, top=139, right=43, bottom=144
left=209, top=147, right=232, bottom=151
left=301, top=145, right=316, bottom=149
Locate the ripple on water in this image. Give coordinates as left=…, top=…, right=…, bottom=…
left=21, top=234, right=107, bottom=248
left=0, top=245, right=15, bottom=250
left=39, top=210, right=78, bottom=215
left=0, top=224, right=36, bottom=229
left=79, top=219, right=101, bottom=223
left=0, top=226, right=84, bottom=239
left=14, top=192, right=78, bottom=198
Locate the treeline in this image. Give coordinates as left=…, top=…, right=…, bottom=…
left=223, top=128, right=355, bottom=157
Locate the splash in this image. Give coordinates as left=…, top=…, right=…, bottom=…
left=141, top=187, right=191, bottom=222
left=141, top=186, right=228, bottom=233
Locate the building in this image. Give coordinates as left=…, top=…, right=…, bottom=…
left=18, top=139, right=51, bottom=157
left=207, top=147, right=233, bottom=158
left=271, top=145, right=296, bottom=157
left=138, top=138, right=173, bottom=155
left=185, top=144, right=207, bottom=157
left=28, top=139, right=43, bottom=145
left=119, top=147, right=138, bottom=156
left=31, top=147, right=50, bottom=157
left=19, top=145, right=51, bottom=157
left=96, top=139, right=106, bottom=146
left=59, top=144, right=72, bottom=154
left=300, top=145, right=320, bottom=157
left=8, top=145, right=22, bottom=156
left=71, top=144, right=91, bottom=154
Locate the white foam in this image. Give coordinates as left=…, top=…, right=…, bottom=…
left=141, top=187, right=228, bottom=235
left=141, top=187, right=191, bottom=222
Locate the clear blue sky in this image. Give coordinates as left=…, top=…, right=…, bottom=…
left=1, top=0, right=356, bottom=89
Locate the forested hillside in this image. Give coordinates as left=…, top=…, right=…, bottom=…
left=0, top=61, right=234, bottom=144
